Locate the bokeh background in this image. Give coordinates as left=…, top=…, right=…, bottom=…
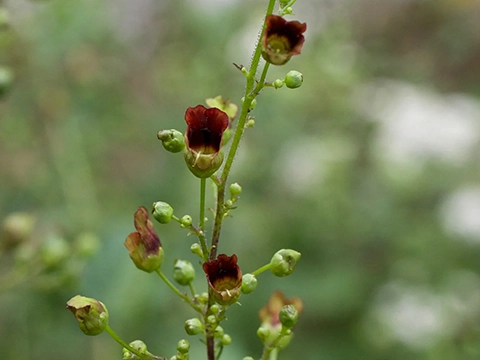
left=1, top=0, right=480, bottom=359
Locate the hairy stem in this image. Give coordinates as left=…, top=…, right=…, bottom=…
left=199, top=177, right=208, bottom=261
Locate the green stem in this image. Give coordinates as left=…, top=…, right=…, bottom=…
left=199, top=177, right=208, bottom=261
left=105, top=325, right=165, bottom=360
left=269, top=348, right=279, bottom=360
left=155, top=270, right=203, bottom=313
left=252, top=263, right=272, bottom=276
left=209, top=0, right=277, bottom=261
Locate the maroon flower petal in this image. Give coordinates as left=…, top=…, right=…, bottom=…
left=133, top=206, right=161, bottom=254
left=185, top=105, right=229, bottom=154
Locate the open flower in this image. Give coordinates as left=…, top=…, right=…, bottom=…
left=184, top=105, right=229, bottom=178
left=259, top=291, right=303, bottom=328
left=124, top=206, right=164, bottom=273
left=203, top=254, right=242, bottom=306
left=261, top=15, right=307, bottom=66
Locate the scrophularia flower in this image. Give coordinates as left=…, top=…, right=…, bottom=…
left=203, top=254, right=242, bottom=306
left=66, top=295, right=109, bottom=336
left=259, top=290, right=303, bottom=328
left=258, top=291, right=303, bottom=349
left=184, top=105, right=229, bottom=178
left=261, top=15, right=307, bottom=66
left=124, top=206, right=164, bottom=273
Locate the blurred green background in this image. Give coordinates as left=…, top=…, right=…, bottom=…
left=1, top=0, right=480, bottom=359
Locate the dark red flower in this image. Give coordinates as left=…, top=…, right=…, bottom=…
left=124, top=206, right=164, bottom=272
left=184, top=105, right=229, bottom=178
left=203, top=254, right=242, bottom=306
left=261, top=15, right=307, bottom=65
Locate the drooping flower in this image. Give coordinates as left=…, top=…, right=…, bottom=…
left=261, top=15, right=307, bottom=66
left=66, top=295, right=109, bottom=336
left=184, top=105, right=229, bottom=178
left=203, top=254, right=242, bottom=306
left=124, top=206, right=164, bottom=273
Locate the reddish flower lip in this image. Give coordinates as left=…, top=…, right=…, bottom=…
left=203, top=254, right=242, bottom=305
left=185, top=105, right=229, bottom=155
left=261, top=15, right=307, bottom=65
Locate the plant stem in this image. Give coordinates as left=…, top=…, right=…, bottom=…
left=199, top=177, right=208, bottom=261
left=252, top=263, right=272, bottom=276
left=155, top=269, right=203, bottom=313
left=209, top=0, right=277, bottom=262
left=105, top=325, right=166, bottom=360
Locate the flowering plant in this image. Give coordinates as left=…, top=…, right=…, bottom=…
left=67, top=1, right=306, bottom=359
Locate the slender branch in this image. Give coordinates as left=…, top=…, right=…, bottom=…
left=155, top=270, right=203, bottom=313
left=199, top=177, right=209, bottom=260
left=252, top=263, right=272, bottom=276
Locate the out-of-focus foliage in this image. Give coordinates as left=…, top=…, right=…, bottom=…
left=1, top=0, right=480, bottom=359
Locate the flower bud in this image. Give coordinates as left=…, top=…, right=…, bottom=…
left=128, top=340, right=147, bottom=354
left=279, top=304, right=299, bottom=328
left=177, top=339, right=190, bottom=354
left=74, top=232, right=100, bottom=258
left=66, top=295, right=109, bottom=336
left=229, top=183, right=242, bottom=198
left=181, top=215, right=193, bottom=228
left=214, top=325, right=224, bottom=338
left=195, top=292, right=209, bottom=304
left=184, top=318, right=203, bottom=335
left=173, top=259, right=195, bottom=286
left=285, top=70, right=303, bottom=89
left=257, top=326, right=270, bottom=342
left=246, top=119, right=255, bottom=128
left=207, top=314, right=217, bottom=325
left=1, top=212, right=36, bottom=246
left=210, top=304, right=220, bottom=315
left=152, top=201, right=174, bottom=224
left=157, top=129, right=185, bottom=153
left=190, top=243, right=203, bottom=258
left=41, top=234, right=70, bottom=268
left=241, top=274, right=258, bottom=294
left=0, top=66, right=13, bottom=98
left=273, top=79, right=284, bottom=89
left=221, top=334, right=232, bottom=346
left=270, top=249, right=301, bottom=277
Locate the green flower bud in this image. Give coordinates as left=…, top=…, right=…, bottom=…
left=210, top=304, right=220, bottom=315
left=279, top=305, right=299, bottom=328
left=0, top=66, right=13, bottom=97
left=152, top=201, right=174, bottom=224
left=241, top=274, right=258, bottom=294
left=257, top=326, right=270, bottom=342
left=214, top=325, right=224, bottom=338
left=245, top=119, right=255, bottom=128
left=74, top=232, right=100, bottom=258
left=1, top=212, right=36, bottom=246
left=181, top=215, right=193, bottom=228
left=195, top=292, right=209, bottom=304
left=249, top=98, right=257, bottom=110
left=225, top=199, right=234, bottom=208
left=190, top=243, right=203, bottom=258
left=285, top=70, right=303, bottom=89
left=207, top=314, right=217, bottom=325
left=221, top=334, right=232, bottom=346
left=184, top=318, right=203, bottom=336
left=41, top=234, right=70, bottom=268
left=229, top=183, right=242, bottom=198
left=128, top=340, right=148, bottom=354
left=173, top=259, right=195, bottom=286
left=270, top=249, right=301, bottom=277
left=66, top=295, right=109, bottom=336
left=177, top=339, right=190, bottom=354
left=273, top=79, right=284, bottom=89
left=157, top=129, right=185, bottom=153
